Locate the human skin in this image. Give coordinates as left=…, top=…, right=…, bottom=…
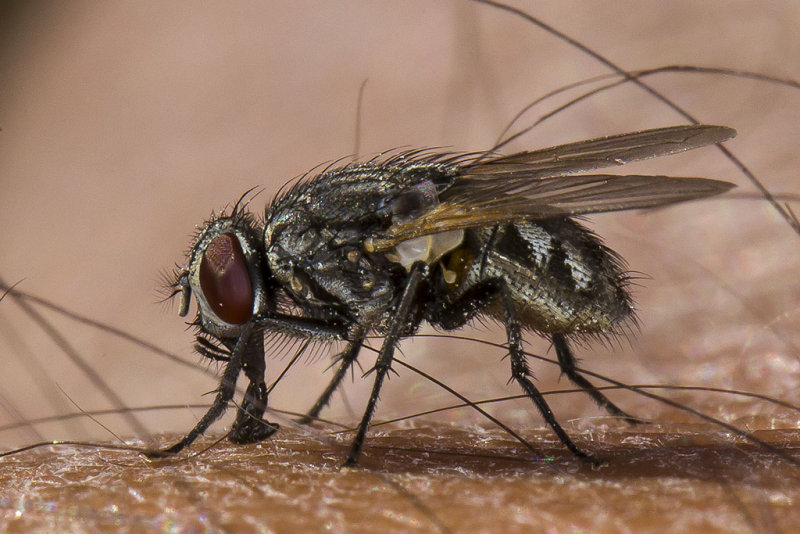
left=1, top=1, right=799, bottom=532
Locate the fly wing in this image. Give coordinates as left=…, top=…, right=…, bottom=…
left=364, top=125, right=736, bottom=253
left=460, top=124, right=736, bottom=178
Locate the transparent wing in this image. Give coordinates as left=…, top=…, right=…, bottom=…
left=365, top=125, right=736, bottom=253
left=458, top=124, right=736, bottom=179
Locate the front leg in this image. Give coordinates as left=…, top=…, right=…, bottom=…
left=230, top=313, right=350, bottom=441
left=344, top=264, right=426, bottom=467
left=145, top=323, right=255, bottom=458
left=253, top=312, right=347, bottom=341
left=232, top=312, right=357, bottom=438
left=147, top=314, right=347, bottom=457
left=229, top=331, right=279, bottom=443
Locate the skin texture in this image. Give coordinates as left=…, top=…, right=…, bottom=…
left=1, top=1, right=799, bottom=532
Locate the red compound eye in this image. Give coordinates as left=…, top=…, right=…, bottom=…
left=198, top=233, right=254, bottom=324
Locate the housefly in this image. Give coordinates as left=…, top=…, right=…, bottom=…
left=151, top=124, right=736, bottom=466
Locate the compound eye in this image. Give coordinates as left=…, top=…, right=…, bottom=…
left=198, top=233, right=254, bottom=324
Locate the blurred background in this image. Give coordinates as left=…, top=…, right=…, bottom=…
left=1, top=0, right=799, bottom=451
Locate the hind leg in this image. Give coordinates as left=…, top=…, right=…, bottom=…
left=430, top=278, right=595, bottom=461
left=498, top=285, right=595, bottom=461
left=552, top=333, right=645, bottom=425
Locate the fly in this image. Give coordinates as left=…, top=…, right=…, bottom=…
left=150, top=124, right=736, bottom=466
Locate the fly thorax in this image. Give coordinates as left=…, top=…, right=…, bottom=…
left=264, top=210, right=317, bottom=279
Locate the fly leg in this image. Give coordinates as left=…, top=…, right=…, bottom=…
left=552, top=333, right=646, bottom=425
left=428, top=278, right=593, bottom=460
left=499, top=285, right=595, bottom=462
left=145, top=324, right=255, bottom=458
left=343, top=264, right=425, bottom=467
left=147, top=315, right=348, bottom=457
left=229, top=330, right=279, bottom=443
left=298, top=334, right=365, bottom=425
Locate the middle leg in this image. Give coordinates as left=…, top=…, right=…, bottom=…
left=298, top=334, right=365, bottom=425
left=343, top=264, right=425, bottom=466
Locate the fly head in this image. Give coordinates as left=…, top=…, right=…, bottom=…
left=174, top=207, right=270, bottom=342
